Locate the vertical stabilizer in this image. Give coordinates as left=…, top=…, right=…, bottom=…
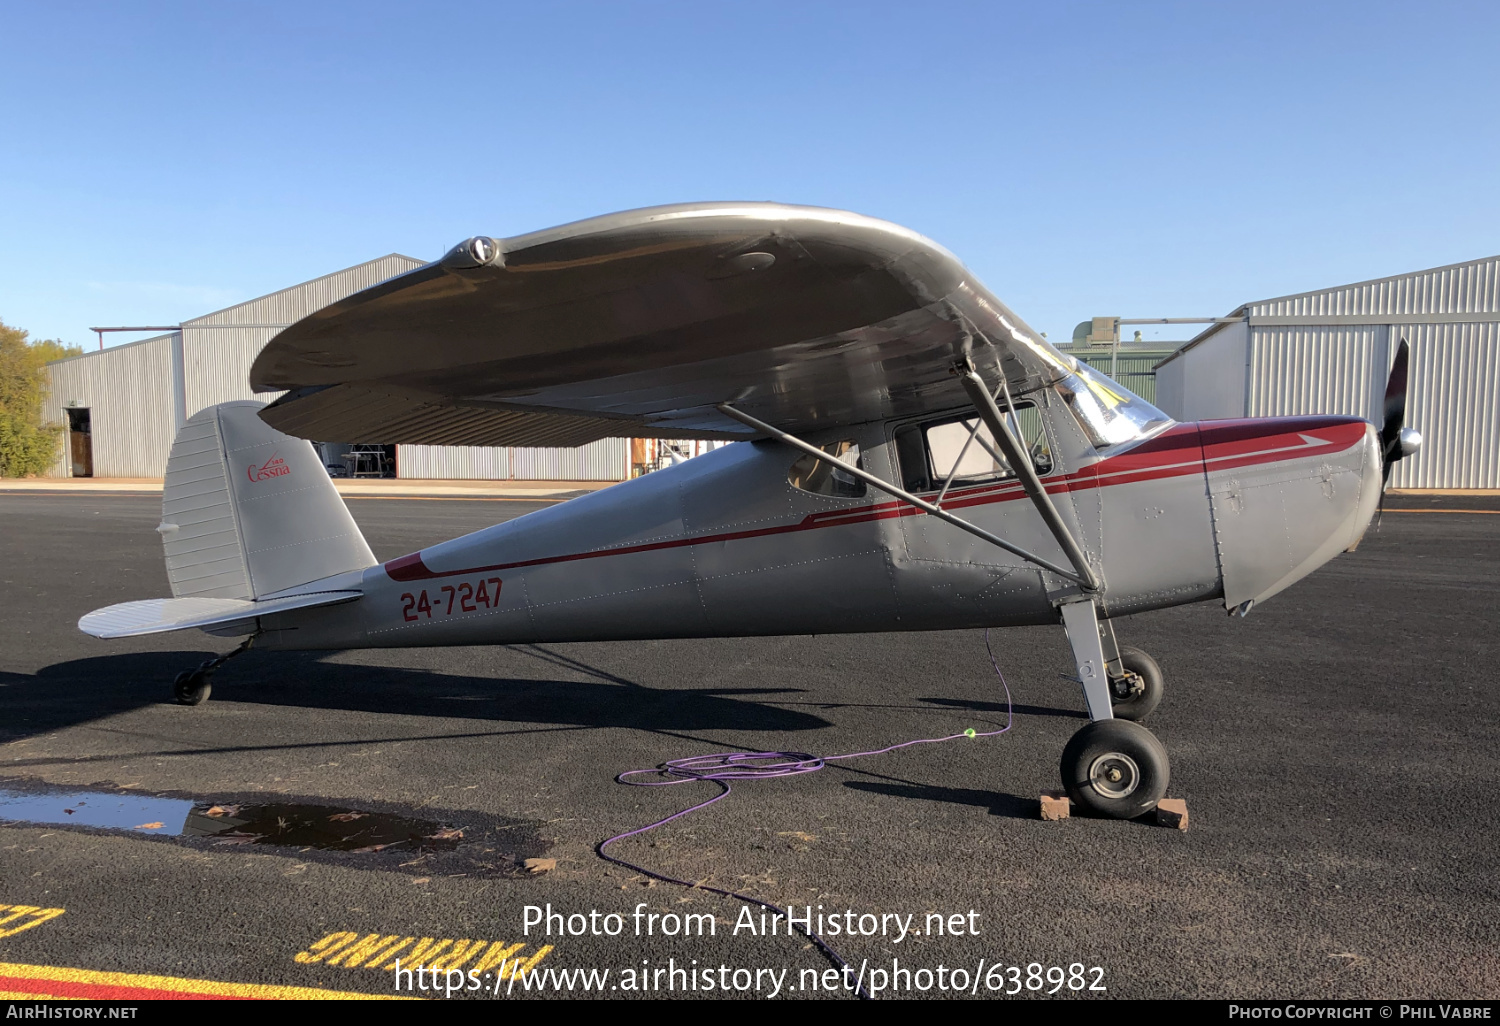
left=160, top=402, right=376, bottom=600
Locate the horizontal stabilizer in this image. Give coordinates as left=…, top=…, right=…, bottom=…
left=78, top=591, right=361, bottom=640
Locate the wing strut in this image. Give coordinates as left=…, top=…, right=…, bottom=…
left=716, top=402, right=1094, bottom=588
left=957, top=366, right=1101, bottom=592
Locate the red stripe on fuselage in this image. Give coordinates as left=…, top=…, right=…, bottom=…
left=382, top=417, right=1369, bottom=583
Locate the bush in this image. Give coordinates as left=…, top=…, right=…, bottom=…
left=0, top=319, right=82, bottom=477
left=0, top=410, right=61, bottom=476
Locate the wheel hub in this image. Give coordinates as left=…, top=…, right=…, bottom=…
left=1087, top=751, right=1141, bottom=799
left=1110, top=670, right=1145, bottom=700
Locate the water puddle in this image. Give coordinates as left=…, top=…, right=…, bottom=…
left=0, top=781, right=545, bottom=876
left=0, top=790, right=194, bottom=836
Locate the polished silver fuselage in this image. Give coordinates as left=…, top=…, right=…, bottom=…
left=257, top=396, right=1382, bottom=652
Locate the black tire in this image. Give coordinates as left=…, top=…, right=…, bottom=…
left=1059, top=719, right=1169, bottom=819
left=173, top=671, right=212, bottom=706
left=1109, top=645, right=1163, bottom=722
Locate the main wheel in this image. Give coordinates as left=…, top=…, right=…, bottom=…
left=173, top=671, right=212, bottom=706
left=1059, top=719, right=1169, bottom=819
left=1109, top=645, right=1163, bottom=722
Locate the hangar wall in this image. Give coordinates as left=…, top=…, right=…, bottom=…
left=179, top=255, right=426, bottom=418
left=1383, top=320, right=1498, bottom=489
left=1152, top=320, right=1248, bottom=423
left=43, top=254, right=633, bottom=481
left=44, top=256, right=430, bottom=478
left=1155, top=255, right=1500, bottom=489
left=1246, top=325, right=1390, bottom=420
left=46, top=333, right=179, bottom=478
left=397, top=439, right=630, bottom=481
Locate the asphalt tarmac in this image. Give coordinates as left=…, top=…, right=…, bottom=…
left=1, top=491, right=1496, bottom=1000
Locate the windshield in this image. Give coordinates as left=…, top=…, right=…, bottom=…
left=1052, top=362, right=1172, bottom=448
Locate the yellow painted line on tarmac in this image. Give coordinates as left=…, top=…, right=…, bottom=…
left=293, top=929, right=552, bottom=978
left=0, top=905, right=65, bottom=938
left=1383, top=508, right=1500, bottom=514
left=0, top=962, right=411, bottom=1000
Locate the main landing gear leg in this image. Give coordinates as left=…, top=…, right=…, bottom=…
left=173, top=634, right=256, bottom=706
left=1057, top=600, right=1169, bottom=819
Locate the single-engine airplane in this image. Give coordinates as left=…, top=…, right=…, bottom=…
left=79, top=203, right=1420, bottom=819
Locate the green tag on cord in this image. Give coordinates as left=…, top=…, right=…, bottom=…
left=964, top=728, right=976, bottom=738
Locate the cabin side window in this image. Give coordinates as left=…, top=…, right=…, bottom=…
left=787, top=440, right=867, bottom=498
left=893, top=402, right=1052, bottom=493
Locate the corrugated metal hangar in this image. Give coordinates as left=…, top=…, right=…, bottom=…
left=45, top=256, right=641, bottom=481
left=1156, top=255, right=1500, bottom=489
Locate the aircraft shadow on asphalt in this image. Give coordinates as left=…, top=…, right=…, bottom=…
left=4, top=648, right=1085, bottom=824
left=0, top=647, right=834, bottom=743
left=920, top=696, right=1084, bottom=719
left=842, top=779, right=1163, bottom=827
left=840, top=780, right=1039, bottom=819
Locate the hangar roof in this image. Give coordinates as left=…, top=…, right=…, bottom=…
left=49, top=254, right=427, bottom=368
left=183, top=254, right=425, bottom=330
left=1158, top=253, right=1500, bottom=369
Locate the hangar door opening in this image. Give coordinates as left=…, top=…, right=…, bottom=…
left=317, top=442, right=397, bottom=478
left=65, top=408, right=93, bottom=478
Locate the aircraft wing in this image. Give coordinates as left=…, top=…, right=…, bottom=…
left=251, top=203, right=1076, bottom=445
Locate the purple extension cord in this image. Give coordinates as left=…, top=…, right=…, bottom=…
left=595, top=629, right=1016, bottom=1000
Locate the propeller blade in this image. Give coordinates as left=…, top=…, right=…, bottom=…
left=1379, top=339, right=1410, bottom=486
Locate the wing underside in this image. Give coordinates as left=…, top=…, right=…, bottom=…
left=251, top=203, right=1077, bottom=444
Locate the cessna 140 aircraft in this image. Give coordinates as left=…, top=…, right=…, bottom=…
left=79, top=203, right=1419, bottom=819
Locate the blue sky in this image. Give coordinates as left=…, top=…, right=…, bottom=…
left=2, top=1, right=1496, bottom=350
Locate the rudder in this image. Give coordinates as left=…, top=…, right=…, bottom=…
left=160, top=402, right=376, bottom=600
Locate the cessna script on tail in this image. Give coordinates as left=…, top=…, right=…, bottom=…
left=79, top=203, right=1420, bottom=819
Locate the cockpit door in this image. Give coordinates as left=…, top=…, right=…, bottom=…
left=882, top=390, right=1094, bottom=627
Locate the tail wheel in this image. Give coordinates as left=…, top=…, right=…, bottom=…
left=1060, top=719, right=1169, bottom=819
left=173, top=671, right=212, bottom=706
left=1109, top=645, right=1163, bottom=722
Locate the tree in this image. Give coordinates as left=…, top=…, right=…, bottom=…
left=0, top=319, right=83, bottom=477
